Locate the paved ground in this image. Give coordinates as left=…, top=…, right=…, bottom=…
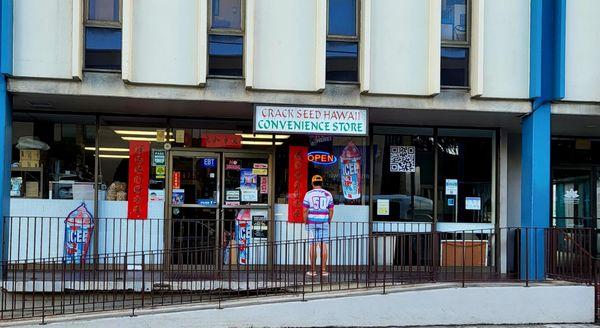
left=7, top=323, right=600, bottom=328
left=1, top=283, right=593, bottom=328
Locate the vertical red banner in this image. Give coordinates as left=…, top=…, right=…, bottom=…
left=287, top=146, right=308, bottom=223
left=127, top=141, right=150, bottom=220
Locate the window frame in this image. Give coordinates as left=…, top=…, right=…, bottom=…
left=207, top=0, right=245, bottom=79
left=208, top=0, right=245, bottom=36
left=84, top=0, right=123, bottom=29
left=440, top=0, right=471, bottom=47
left=326, top=0, right=360, bottom=42
left=440, top=0, right=471, bottom=89
left=326, top=0, right=360, bottom=84
left=84, top=0, right=123, bottom=73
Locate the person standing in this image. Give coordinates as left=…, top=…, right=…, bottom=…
left=302, top=175, right=334, bottom=277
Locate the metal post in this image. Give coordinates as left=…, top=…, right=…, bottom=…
left=525, top=228, right=530, bottom=287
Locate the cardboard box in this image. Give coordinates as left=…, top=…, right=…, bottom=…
left=25, top=181, right=39, bottom=198
left=20, top=160, right=40, bottom=168
left=20, top=149, right=41, bottom=161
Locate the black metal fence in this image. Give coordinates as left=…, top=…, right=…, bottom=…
left=0, top=216, right=595, bottom=323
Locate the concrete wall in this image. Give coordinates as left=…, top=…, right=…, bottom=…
left=123, top=0, right=206, bottom=86
left=364, top=0, right=439, bottom=95
left=38, top=285, right=595, bottom=327
left=17, top=0, right=600, bottom=106
left=480, top=0, right=530, bottom=99
left=7, top=0, right=554, bottom=103
left=247, top=0, right=325, bottom=91
left=13, top=0, right=81, bottom=79
left=564, top=0, right=600, bottom=102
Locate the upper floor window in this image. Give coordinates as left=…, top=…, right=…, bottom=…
left=441, top=0, right=469, bottom=87
left=326, top=0, right=359, bottom=83
left=208, top=0, right=243, bottom=77
left=85, top=0, right=122, bottom=71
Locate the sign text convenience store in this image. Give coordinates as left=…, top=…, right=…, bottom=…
left=254, top=106, right=368, bottom=136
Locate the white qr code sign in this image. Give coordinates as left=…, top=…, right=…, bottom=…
left=389, top=146, right=415, bottom=173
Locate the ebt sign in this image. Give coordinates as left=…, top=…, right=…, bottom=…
left=254, top=105, right=368, bottom=136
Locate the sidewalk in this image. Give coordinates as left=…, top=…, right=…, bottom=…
left=2, top=283, right=594, bottom=328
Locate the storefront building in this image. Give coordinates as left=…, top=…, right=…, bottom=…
left=6, top=107, right=499, bottom=268
left=0, top=0, right=598, bottom=281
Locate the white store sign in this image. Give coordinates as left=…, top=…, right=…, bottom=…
left=254, top=105, right=368, bottom=136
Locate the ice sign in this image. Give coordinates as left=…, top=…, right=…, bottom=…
left=64, top=203, right=94, bottom=264
left=340, top=141, right=362, bottom=200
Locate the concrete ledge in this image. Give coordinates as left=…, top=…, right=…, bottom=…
left=7, top=73, right=531, bottom=113
left=4, top=282, right=594, bottom=327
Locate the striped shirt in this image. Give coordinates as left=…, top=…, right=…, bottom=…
left=302, top=188, right=334, bottom=223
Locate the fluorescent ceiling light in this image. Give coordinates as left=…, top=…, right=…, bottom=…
left=114, top=130, right=158, bottom=136
left=97, top=154, right=130, bottom=159
left=236, top=134, right=290, bottom=140
left=121, top=136, right=157, bottom=141
left=241, top=140, right=283, bottom=146
left=237, top=134, right=272, bottom=139
left=85, top=147, right=129, bottom=152
left=121, top=136, right=174, bottom=142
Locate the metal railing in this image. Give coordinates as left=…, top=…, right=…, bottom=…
left=545, top=227, right=600, bottom=321
left=0, top=217, right=587, bottom=323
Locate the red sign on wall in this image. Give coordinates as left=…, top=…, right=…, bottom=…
left=287, top=146, right=308, bottom=223
left=202, top=133, right=242, bottom=149
left=127, top=141, right=150, bottom=220
left=172, top=171, right=181, bottom=189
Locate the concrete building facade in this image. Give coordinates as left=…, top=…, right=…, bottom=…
left=0, top=0, right=599, bottom=310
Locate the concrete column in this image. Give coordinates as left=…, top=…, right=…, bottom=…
left=522, top=0, right=565, bottom=280
left=0, top=0, right=13, bottom=276
left=520, top=104, right=550, bottom=281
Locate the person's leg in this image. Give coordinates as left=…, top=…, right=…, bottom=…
left=320, top=223, right=329, bottom=274
left=308, top=224, right=317, bottom=274
left=309, top=243, right=317, bottom=273
left=321, top=242, right=328, bottom=273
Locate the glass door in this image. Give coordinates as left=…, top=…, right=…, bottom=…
left=167, top=151, right=220, bottom=267
left=552, top=168, right=592, bottom=228
left=221, top=153, right=272, bottom=267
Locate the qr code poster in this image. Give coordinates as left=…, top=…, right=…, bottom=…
left=389, top=146, right=416, bottom=173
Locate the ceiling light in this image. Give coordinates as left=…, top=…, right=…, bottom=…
left=236, top=134, right=290, bottom=140
left=241, top=140, right=283, bottom=146
left=121, top=136, right=157, bottom=141
left=114, top=130, right=173, bottom=136
left=236, top=134, right=273, bottom=139
left=85, top=147, right=129, bottom=152
left=97, top=154, right=130, bottom=159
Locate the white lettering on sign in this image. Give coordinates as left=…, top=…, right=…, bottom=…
left=68, top=230, right=89, bottom=244
left=254, top=106, right=368, bottom=136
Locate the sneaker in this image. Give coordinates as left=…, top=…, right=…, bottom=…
left=321, top=271, right=329, bottom=277
left=306, top=271, right=317, bottom=277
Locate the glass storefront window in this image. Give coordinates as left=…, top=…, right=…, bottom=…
left=437, top=129, right=494, bottom=223
left=97, top=117, right=169, bottom=206
left=372, top=126, right=495, bottom=225
left=372, top=127, right=435, bottom=222
left=223, top=155, right=270, bottom=205
left=11, top=113, right=96, bottom=200
left=275, top=135, right=368, bottom=206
